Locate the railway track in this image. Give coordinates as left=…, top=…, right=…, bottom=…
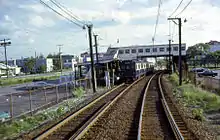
left=34, top=76, right=145, bottom=140
left=78, top=75, right=149, bottom=140
left=33, top=72, right=197, bottom=140
left=138, top=72, right=197, bottom=140
left=33, top=83, right=127, bottom=140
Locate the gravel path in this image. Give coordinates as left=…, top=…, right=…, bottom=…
left=79, top=77, right=148, bottom=140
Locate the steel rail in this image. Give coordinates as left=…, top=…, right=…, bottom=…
left=158, top=73, right=184, bottom=140
left=35, top=83, right=125, bottom=140
left=137, top=73, right=158, bottom=140
left=70, top=75, right=145, bottom=140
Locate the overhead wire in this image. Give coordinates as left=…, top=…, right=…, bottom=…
left=49, top=0, right=86, bottom=25
left=175, top=0, right=193, bottom=17
left=169, top=0, right=184, bottom=17
left=152, top=0, right=162, bottom=44
left=39, top=0, right=85, bottom=29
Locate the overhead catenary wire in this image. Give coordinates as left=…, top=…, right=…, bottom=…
left=152, top=0, right=162, bottom=44
left=175, top=0, right=193, bottom=17
left=39, top=0, right=85, bottom=29
left=169, top=0, right=184, bottom=17
left=49, top=0, right=86, bottom=25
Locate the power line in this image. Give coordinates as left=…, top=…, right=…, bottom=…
left=39, top=0, right=84, bottom=29
left=152, top=0, right=162, bottom=43
left=49, top=0, right=86, bottom=25
left=175, top=0, right=193, bottom=16
left=169, top=0, right=184, bottom=17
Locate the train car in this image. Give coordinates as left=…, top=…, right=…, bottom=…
left=117, top=60, right=154, bottom=83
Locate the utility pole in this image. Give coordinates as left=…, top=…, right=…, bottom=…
left=35, top=50, right=37, bottom=73
left=87, top=24, right=96, bottom=93
left=168, top=17, right=182, bottom=86
left=168, top=39, right=171, bottom=74
left=0, top=39, right=11, bottom=78
left=94, top=34, right=99, bottom=63
left=57, top=45, right=63, bottom=75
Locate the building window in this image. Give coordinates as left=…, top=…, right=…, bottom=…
left=125, top=49, right=130, bottom=54
left=132, top=49, right=136, bottom=53
left=181, top=46, right=186, bottom=51
left=119, top=50, right=124, bottom=54
left=173, top=47, right=178, bottom=51
left=159, top=48, right=164, bottom=52
left=145, top=48, right=150, bottom=53
left=153, top=48, right=157, bottom=52
left=138, top=49, right=143, bottom=53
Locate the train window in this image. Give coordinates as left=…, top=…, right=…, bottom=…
left=138, top=49, right=143, bottom=53
left=173, top=47, right=178, bottom=51
left=119, top=50, right=124, bottom=54
left=145, top=48, right=150, bottom=52
left=181, top=46, right=186, bottom=50
left=132, top=49, right=137, bottom=53
left=125, top=49, right=130, bottom=54
left=166, top=47, right=171, bottom=52
left=153, top=48, right=157, bottom=52
left=159, top=48, right=164, bottom=52
left=126, top=65, right=130, bottom=69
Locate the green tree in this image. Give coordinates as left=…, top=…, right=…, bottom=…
left=186, top=43, right=210, bottom=60
left=24, top=57, right=35, bottom=73
left=37, top=65, right=46, bottom=73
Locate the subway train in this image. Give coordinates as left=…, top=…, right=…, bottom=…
left=95, top=59, right=154, bottom=85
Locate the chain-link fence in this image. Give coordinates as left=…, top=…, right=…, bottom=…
left=0, top=78, right=91, bottom=121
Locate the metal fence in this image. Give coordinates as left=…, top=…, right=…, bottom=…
left=0, top=78, right=91, bottom=120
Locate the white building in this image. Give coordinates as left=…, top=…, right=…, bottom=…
left=0, top=63, right=21, bottom=77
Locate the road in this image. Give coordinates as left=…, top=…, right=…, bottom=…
left=0, top=80, right=87, bottom=118
left=0, top=85, right=70, bottom=117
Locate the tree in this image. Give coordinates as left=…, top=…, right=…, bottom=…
left=37, top=65, right=46, bottom=73
left=186, top=43, right=210, bottom=60
left=24, top=57, right=35, bottom=73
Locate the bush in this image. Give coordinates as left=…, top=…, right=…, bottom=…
left=192, top=108, right=204, bottom=121
left=73, top=87, right=85, bottom=98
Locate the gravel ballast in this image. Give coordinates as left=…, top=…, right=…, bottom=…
left=80, top=77, right=148, bottom=140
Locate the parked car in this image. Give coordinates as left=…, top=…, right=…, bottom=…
left=198, top=70, right=218, bottom=77
left=26, top=81, right=54, bottom=90
left=190, top=68, right=207, bottom=73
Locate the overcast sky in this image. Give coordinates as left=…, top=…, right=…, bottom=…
left=0, top=0, right=220, bottom=60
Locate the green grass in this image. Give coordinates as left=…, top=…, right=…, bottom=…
left=0, top=88, right=85, bottom=139
left=72, top=87, right=85, bottom=98
left=168, top=73, right=179, bottom=86
left=168, top=73, right=220, bottom=121
left=0, top=75, right=59, bottom=86
left=179, top=84, right=220, bottom=112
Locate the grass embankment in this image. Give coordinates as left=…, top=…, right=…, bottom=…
left=0, top=75, right=59, bottom=86
left=168, top=73, right=220, bottom=121
left=0, top=87, right=85, bottom=139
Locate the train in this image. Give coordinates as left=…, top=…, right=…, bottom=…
left=95, top=59, right=154, bottom=85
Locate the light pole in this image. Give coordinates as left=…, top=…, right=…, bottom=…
left=167, top=17, right=186, bottom=86
left=0, top=39, right=11, bottom=78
